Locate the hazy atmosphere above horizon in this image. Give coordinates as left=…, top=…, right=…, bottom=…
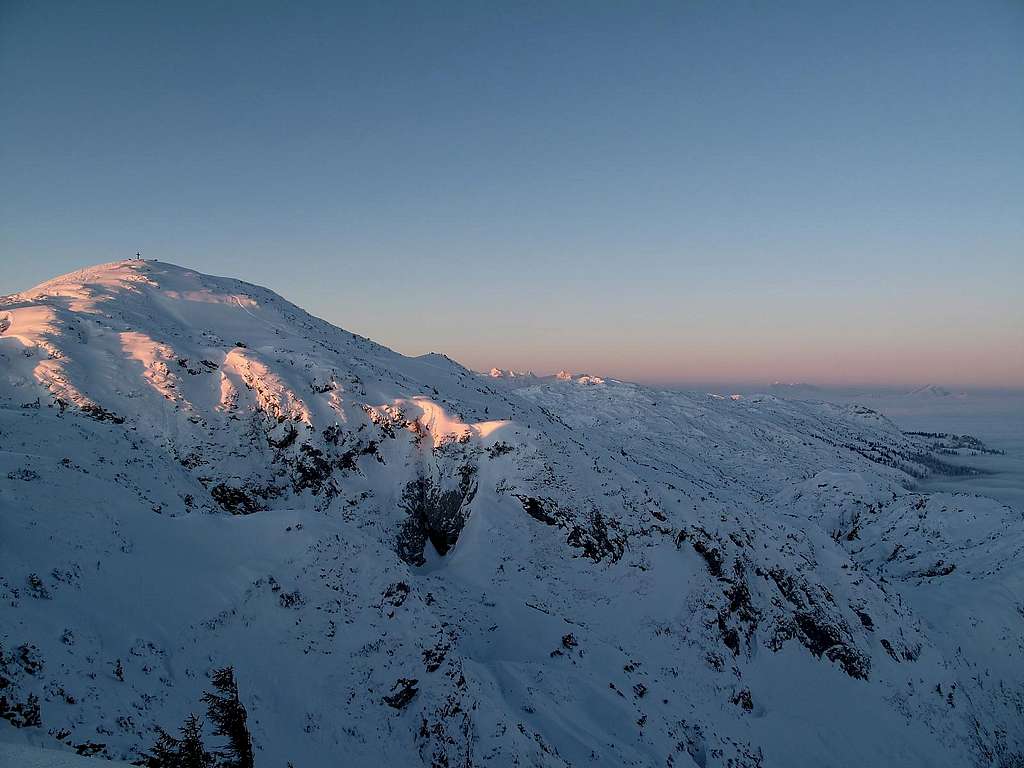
left=2, top=0, right=1021, bottom=387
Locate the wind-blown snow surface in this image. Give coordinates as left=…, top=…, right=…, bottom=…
left=1, top=260, right=1022, bottom=767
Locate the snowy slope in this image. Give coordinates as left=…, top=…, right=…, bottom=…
left=0, top=731, right=134, bottom=768
left=0, top=744, right=131, bottom=768
left=1, top=260, right=1021, bottom=767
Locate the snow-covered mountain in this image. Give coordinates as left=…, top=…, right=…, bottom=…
left=1, top=260, right=1021, bottom=767
left=487, top=368, right=536, bottom=381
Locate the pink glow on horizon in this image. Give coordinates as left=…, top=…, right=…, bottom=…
left=445, top=335, right=1024, bottom=389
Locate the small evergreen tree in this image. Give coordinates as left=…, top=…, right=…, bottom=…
left=202, top=667, right=253, bottom=768
left=146, top=715, right=212, bottom=768
left=178, top=713, right=213, bottom=768
left=147, top=667, right=252, bottom=768
left=147, top=726, right=182, bottom=768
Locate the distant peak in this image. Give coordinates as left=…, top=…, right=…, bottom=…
left=906, top=384, right=955, bottom=398
left=488, top=367, right=536, bottom=379
left=553, top=370, right=605, bottom=385
left=769, top=381, right=820, bottom=390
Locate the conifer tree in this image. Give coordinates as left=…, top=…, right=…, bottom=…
left=178, top=713, right=213, bottom=768
left=202, top=666, right=254, bottom=768
left=147, top=715, right=212, bottom=768
left=147, top=726, right=182, bottom=768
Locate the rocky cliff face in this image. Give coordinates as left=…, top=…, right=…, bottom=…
left=1, top=260, right=1021, bottom=767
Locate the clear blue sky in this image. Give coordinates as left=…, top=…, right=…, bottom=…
left=2, top=0, right=1021, bottom=386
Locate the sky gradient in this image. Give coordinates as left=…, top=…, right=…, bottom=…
left=2, top=0, right=1022, bottom=387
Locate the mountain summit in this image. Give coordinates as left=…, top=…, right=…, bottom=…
left=1, top=261, right=1022, bottom=766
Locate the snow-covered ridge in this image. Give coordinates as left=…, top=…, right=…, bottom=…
left=488, top=367, right=535, bottom=379
left=487, top=368, right=606, bottom=386
left=1, top=260, right=1022, bottom=767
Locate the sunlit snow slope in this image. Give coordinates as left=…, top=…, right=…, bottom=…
left=1, top=260, right=1021, bottom=767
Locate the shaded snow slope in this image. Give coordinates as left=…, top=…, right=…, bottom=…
left=0, top=726, right=134, bottom=768
left=0, top=744, right=131, bottom=767
left=1, top=260, right=1022, bottom=767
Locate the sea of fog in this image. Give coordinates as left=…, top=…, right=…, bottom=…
left=837, top=390, right=1024, bottom=512
left=697, top=386, right=1024, bottom=512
